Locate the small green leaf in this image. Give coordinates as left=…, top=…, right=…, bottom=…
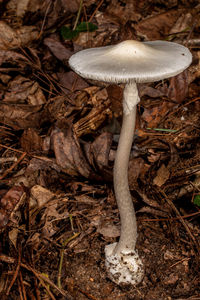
left=61, top=22, right=98, bottom=40
left=194, top=195, right=200, bottom=207
left=76, top=22, right=98, bottom=32
left=61, top=26, right=78, bottom=40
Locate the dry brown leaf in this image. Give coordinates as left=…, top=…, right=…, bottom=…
left=40, top=201, right=69, bottom=238
left=73, top=31, right=96, bottom=48
left=7, top=0, right=42, bottom=15
left=173, top=132, right=190, bottom=149
left=138, top=206, right=168, bottom=217
left=74, top=88, right=111, bottom=137
left=44, top=37, right=73, bottom=62
left=16, top=0, right=30, bottom=17
left=0, top=74, right=11, bottom=84
left=142, top=101, right=173, bottom=128
left=164, top=274, right=179, bottom=285
left=3, top=75, right=46, bottom=105
left=25, top=0, right=42, bottom=13
left=167, top=71, right=189, bottom=103
left=106, top=0, right=141, bottom=25
left=43, top=96, right=79, bottom=125
left=153, top=164, right=170, bottom=187
left=188, top=51, right=200, bottom=84
left=74, top=105, right=111, bottom=137
left=147, top=149, right=161, bottom=163
left=0, top=103, right=43, bottom=130
left=24, top=157, right=61, bottom=188
left=74, top=195, right=97, bottom=204
left=61, top=0, right=80, bottom=13
left=0, top=185, right=25, bottom=230
left=0, top=49, right=29, bottom=66
left=169, top=13, right=193, bottom=36
left=16, top=25, right=39, bottom=46
left=84, top=132, right=113, bottom=174
left=30, top=185, right=55, bottom=208
left=51, top=127, right=92, bottom=178
left=20, top=128, right=43, bottom=153
left=139, top=85, right=165, bottom=98
left=26, top=232, right=40, bottom=250
left=128, top=157, right=147, bottom=189
left=8, top=226, right=19, bottom=248
left=135, top=10, right=182, bottom=40
left=0, top=21, right=38, bottom=50
left=26, top=157, right=61, bottom=176
left=94, top=11, right=120, bottom=47
left=107, top=84, right=123, bottom=117
left=57, top=71, right=89, bottom=93
left=91, top=132, right=113, bottom=169
left=97, top=224, right=120, bottom=238
left=51, top=127, right=112, bottom=180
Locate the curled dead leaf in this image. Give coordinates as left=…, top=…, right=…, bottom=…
left=84, top=132, right=113, bottom=178
left=51, top=127, right=92, bottom=178
left=0, top=50, right=29, bottom=66
left=0, top=21, right=38, bottom=50
left=51, top=127, right=112, bottom=180
left=0, top=103, right=43, bottom=130
left=44, top=37, right=73, bottom=62
left=74, top=88, right=111, bottom=137
left=97, top=224, right=120, bottom=238
left=167, top=71, right=189, bottom=103
left=135, top=10, right=182, bottom=40
left=0, top=185, right=25, bottom=230
left=57, top=71, right=89, bottom=93
left=142, top=101, right=173, bottom=128
left=106, top=0, right=141, bottom=25
left=30, top=185, right=55, bottom=208
left=3, top=76, right=46, bottom=105
left=153, top=164, right=170, bottom=187
left=20, top=128, right=43, bottom=153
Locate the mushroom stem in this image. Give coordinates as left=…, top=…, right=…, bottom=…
left=114, top=82, right=139, bottom=254
left=105, top=83, right=144, bottom=285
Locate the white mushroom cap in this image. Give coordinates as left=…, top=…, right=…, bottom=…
left=69, top=40, right=192, bottom=83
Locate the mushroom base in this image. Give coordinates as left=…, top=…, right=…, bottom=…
left=105, top=242, right=144, bottom=285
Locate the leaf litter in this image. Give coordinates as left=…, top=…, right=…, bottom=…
left=0, top=0, right=200, bottom=299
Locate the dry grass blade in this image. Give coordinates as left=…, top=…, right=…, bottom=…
left=57, top=232, right=80, bottom=288
left=0, top=254, right=73, bottom=299
left=159, top=188, right=200, bottom=255
left=6, top=246, right=21, bottom=296
left=18, top=271, right=27, bottom=300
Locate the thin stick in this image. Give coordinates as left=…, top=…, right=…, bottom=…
left=0, top=143, right=55, bottom=162
left=73, top=0, right=83, bottom=30
left=88, top=0, right=104, bottom=22
left=38, top=0, right=52, bottom=39
left=78, top=288, right=98, bottom=300
left=17, top=278, right=24, bottom=300
left=0, top=254, right=73, bottom=299
left=159, top=188, right=200, bottom=254
left=140, top=210, right=200, bottom=222
left=0, top=152, right=27, bottom=180
left=6, top=246, right=21, bottom=295
left=19, top=271, right=27, bottom=300
left=57, top=232, right=80, bottom=288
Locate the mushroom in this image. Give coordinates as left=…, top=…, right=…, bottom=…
left=69, top=40, right=192, bottom=285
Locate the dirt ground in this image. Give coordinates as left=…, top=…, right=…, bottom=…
left=0, top=0, right=200, bottom=299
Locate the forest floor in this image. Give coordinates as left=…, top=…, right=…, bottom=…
left=0, top=0, right=200, bottom=299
